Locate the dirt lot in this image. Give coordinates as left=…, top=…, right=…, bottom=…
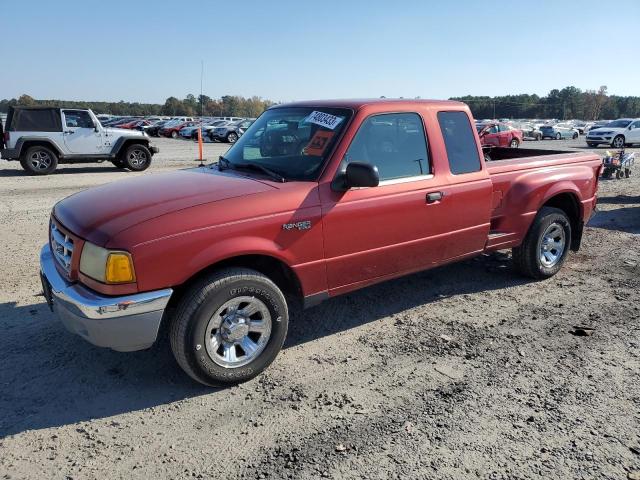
left=0, top=137, right=638, bottom=480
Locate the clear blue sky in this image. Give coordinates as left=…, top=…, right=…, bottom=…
left=2, top=0, right=639, bottom=103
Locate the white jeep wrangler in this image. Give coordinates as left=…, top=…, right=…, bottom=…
left=0, top=107, right=159, bottom=175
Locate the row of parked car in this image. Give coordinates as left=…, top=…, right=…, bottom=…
left=475, top=117, right=640, bottom=148
left=98, top=115, right=256, bottom=143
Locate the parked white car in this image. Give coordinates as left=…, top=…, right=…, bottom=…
left=1, top=107, right=158, bottom=175
left=586, top=118, right=640, bottom=148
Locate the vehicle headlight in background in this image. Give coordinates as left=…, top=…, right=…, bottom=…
left=80, top=242, right=136, bottom=284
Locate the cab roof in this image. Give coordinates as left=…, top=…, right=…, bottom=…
left=272, top=98, right=467, bottom=111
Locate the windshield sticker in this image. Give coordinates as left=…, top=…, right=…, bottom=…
left=304, top=111, right=344, bottom=130
left=303, top=130, right=335, bottom=156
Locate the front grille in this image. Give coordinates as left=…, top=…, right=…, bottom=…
left=50, top=221, right=74, bottom=273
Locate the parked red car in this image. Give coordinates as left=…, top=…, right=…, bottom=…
left=477, top=122, right=523, bottom=148
left=159, top=121, right=197, bottom=138
left=117, top=120, right=152, bottom=130
left=40, top=99, right=601, bottom=386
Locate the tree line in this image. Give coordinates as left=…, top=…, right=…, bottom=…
left=3, top=86, right=640, bottom=120
left=0, top=94, right=275, bottom=118
left=450, top=86, right=640, bottom=120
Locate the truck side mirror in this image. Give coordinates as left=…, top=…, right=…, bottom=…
left=345, top=162, right=379, bottom=188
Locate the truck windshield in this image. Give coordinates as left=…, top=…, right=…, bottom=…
left=221, top=107, right=352, bottom=181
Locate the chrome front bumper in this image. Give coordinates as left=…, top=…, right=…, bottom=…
left=39, top=244, right=172, bottom=352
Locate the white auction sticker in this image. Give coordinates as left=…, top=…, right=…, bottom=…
left=304, top=111, right=344, bottom=130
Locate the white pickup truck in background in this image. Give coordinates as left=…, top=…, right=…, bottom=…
left=0, top=107, right=158, bottom=175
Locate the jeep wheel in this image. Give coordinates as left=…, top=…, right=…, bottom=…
left=512, top=207, right=571, bottom=279
left=122, top=144, right=151, bottom=171
left=21, top=146, right=58, bottom=175
left=226, top=132, right=238, bottom=143
left=169, top=268, right=289, bottom=386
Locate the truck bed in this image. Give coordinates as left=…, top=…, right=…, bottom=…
left=483, top=147, right=602, bottom=251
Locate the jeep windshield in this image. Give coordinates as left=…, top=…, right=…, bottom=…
left=220, top=107, right=352, bottom=181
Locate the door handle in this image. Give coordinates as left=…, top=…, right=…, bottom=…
left=426, top=191, right=444, bottom=203
left=64, top=130, right=74, bottom=135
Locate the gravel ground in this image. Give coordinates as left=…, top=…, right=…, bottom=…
left=0, top=136, right=638, bottom=480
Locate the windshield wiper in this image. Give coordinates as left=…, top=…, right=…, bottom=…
left=233, top=162, right=286, bottom=183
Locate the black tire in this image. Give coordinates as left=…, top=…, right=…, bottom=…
left=572, top=132, right=578, bottom=139
left=171, top=130, right=179, bottom=139
left=535, top=133, right=542, bottom=141
left=555, top=133, right=562, bottom=140
left=111, top=158, right=127, bottom=169
left=226, top=132, right=238, bottom=143
left=616, top=169, right=625, bottom=179
left=612, top=135, right=625, bottom=149
left=122, top=144, right=152, bottom=171
left=512, top=207, right=572, bottom=279
left=509, top=138, right=519, bottom=148
left=169, top=267, right=289, bottom=387
left=602, top=167, right=613, bottom=179
left=625, top=168, right=631, bottom=178
left=20, top=146, right=58, bottom=175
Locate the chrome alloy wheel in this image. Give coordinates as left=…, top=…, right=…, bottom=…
left=205, top=296, right=272, bottom=368
left=128, top=149, right=148, bottom=168
left=29, top=150, right=52, bottom=171
left=539, top=223, right=566, bottom=267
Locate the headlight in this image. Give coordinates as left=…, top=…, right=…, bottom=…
left=80, top=242, right=136, bottom=284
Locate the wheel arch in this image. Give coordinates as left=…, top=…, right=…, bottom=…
left=540, top=190, right=582, bottom=251
left=166, top=253, right=304, bottom=313
left=16, top=137, right=64, bottom=158
left=111, top=136, right=151, bottom=157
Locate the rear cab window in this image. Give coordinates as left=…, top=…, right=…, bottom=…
left=8, top=108, right=62, bottom=132
left=437, top=111, right=482, bottom=175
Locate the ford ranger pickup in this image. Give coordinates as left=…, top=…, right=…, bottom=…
left=1, top=106, right=158, bottom=175
left=39, top=99, right=601, bottom=386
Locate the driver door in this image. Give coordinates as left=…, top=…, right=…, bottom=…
left=62, top=110, right=101, bottom=153
left=481, top=125, right=500, bottom=146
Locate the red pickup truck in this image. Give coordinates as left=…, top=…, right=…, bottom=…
left=40, top=99, right=601, bottom=386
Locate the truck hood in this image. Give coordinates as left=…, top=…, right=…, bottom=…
left=53, top=168, right=276, bottom=246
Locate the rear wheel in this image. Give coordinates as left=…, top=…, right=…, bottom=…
left=20, top=146, right=58, bottom=175
left=535, top=133, right=542, bottom=141
left=171, top=130, right=179, bottom=139
left=169, top=268, right=289, bottom=386
left=555, top=133, right=562, bottom=140
left=122, top=144, right=151, bottom=171
left=512, top=207, right=571, bottom=279
left=572, top=132, right=578, bottom=139
left=509, top=138, right=519, bottom=148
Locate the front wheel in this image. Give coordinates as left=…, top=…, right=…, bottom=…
left=122, top=144, right=151, bottom=171
left=226, top=132, right=238, bottom=143
left=512, top=207, right=571, bottom=279
left=612, top=135, right=625, bottom=149
left=572, top=132, right=578, bottom=139
left=169, top=268, right=289, bottom=386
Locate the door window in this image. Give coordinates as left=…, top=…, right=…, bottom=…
left=438, top=111, right=482, bottom=175
left=64, top=110, right=94, bottom=129
left=344, top=112, right=430, bottom=181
